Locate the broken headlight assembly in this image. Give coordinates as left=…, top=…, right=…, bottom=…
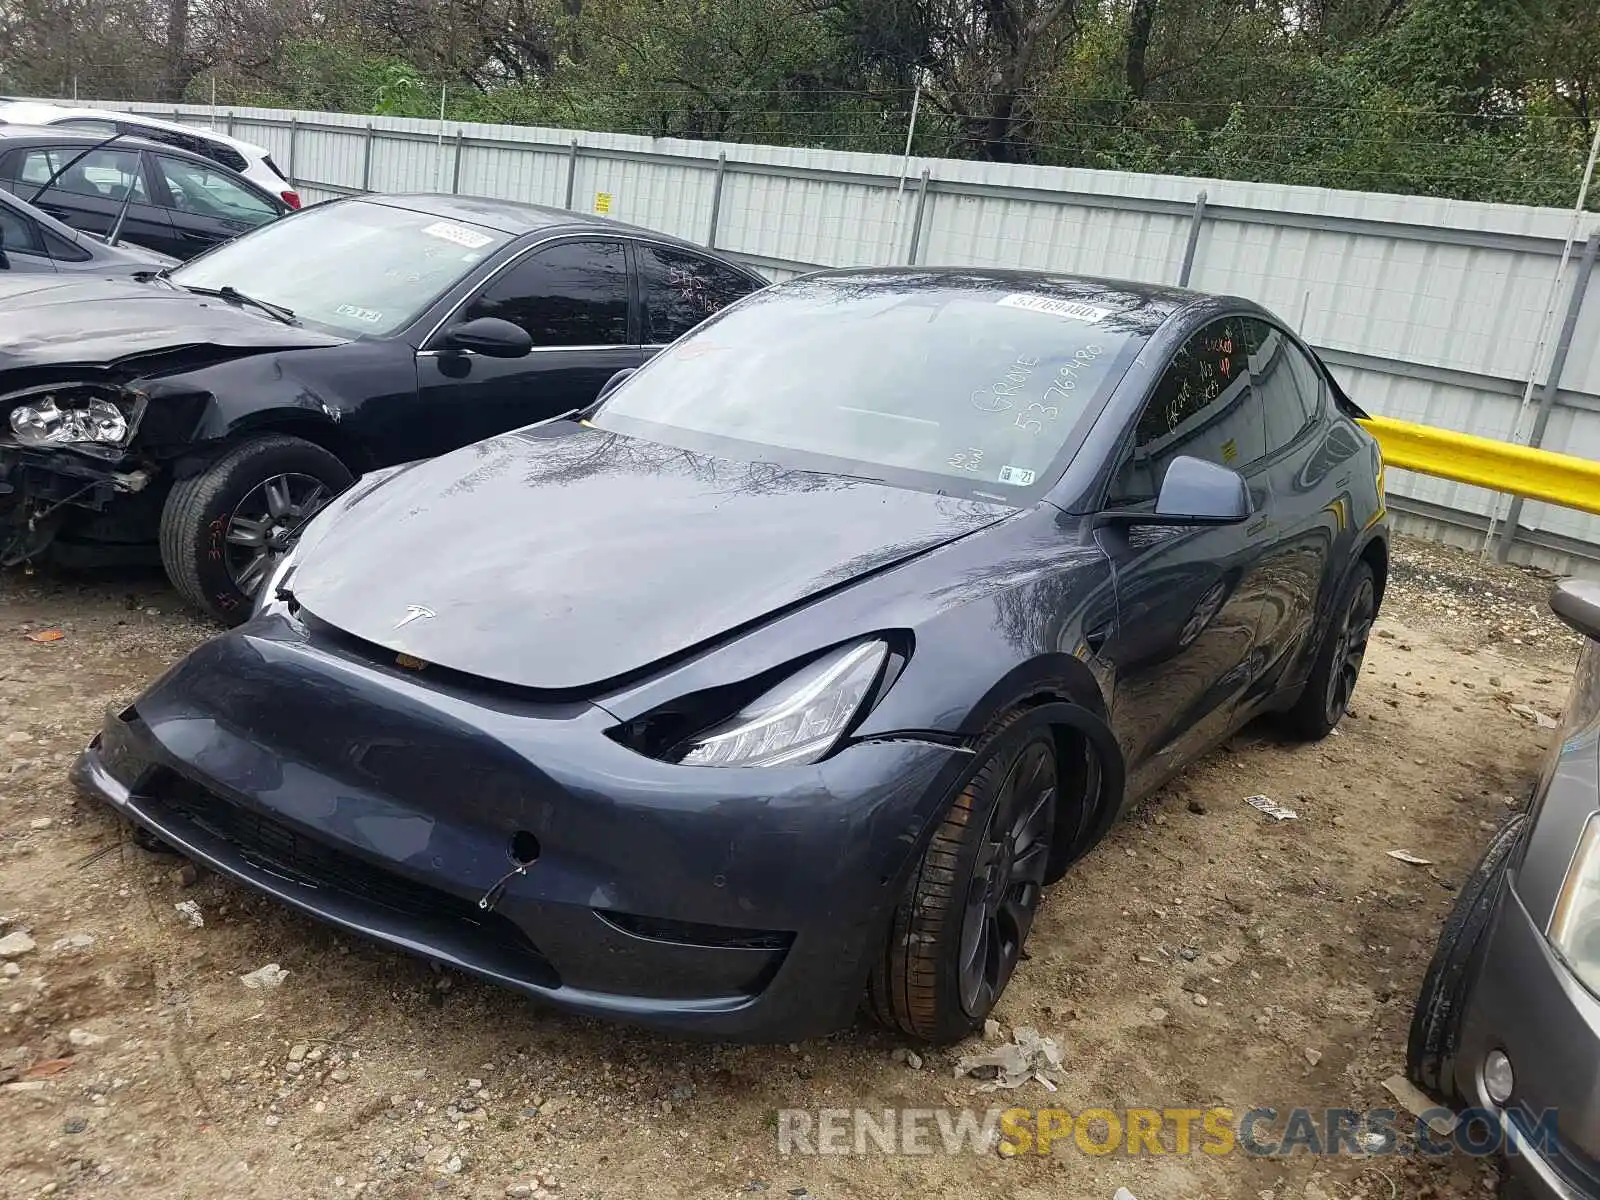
left=1549, top=813, right=1600, bottom=1001
left=636, top=640, right=902, bottom=771
left=8, top=393, right=130, bottom=448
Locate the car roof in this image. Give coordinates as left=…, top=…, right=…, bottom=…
left=790, top=266, right=1210, bottom=337
left=0, top=123, right=237, bottom=162
left=0, top=101, right=267, bottom=158
left=362, top=193, right=745, bottom=256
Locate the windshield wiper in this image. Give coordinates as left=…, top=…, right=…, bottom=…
left=132, top=267, right=178, bottom=288
left=182, top=285, right=298, bottom=326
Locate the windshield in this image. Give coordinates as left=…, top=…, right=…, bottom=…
left=169, top=200, right=510, bottom=336
left=592, top=274, right=1145, bottom=501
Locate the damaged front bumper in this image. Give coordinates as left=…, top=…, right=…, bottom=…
left=72, top=615, right=972, bottom=1041
left=0, top=438, right=151, bottom=563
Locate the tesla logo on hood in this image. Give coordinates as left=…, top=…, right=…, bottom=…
left=393, top=604, right=435, bottom=630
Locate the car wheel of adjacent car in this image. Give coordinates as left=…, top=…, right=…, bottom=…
left=160, top=434, right=352, bottom=626
left=867, top=717, right=1059, bottom=1043
left=1406, top=813, right=1526, bottom=1103
left=1282, top=560, right=1377, bottom=740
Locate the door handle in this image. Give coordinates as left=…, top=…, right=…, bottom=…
left=1334, top=473, right=1351, bottom=488
left=1246, top=517, right=1271, bottom=537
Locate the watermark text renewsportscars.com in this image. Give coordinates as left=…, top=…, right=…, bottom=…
left=775, top=1106, right=1558, bottom=1158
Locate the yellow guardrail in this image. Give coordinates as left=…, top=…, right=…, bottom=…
left=1358, top=416, right=1600, bottom=517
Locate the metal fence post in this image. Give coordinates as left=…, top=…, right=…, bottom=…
left=360, top=124, right=375, bottom=192
left=225, top=111, right=235, bottom=136
left=706, top=152, right=727, bottom=248
left=1178, top=190, right=1208, bottom=287
left=287, top=117, right=299, bottom=186
left=451, top=130, right=466, bottom=194
left=1496, top=228, right=1600, bottom=561
left=564, top=139, right=579, bottom=209
left=906, top=169, right=931, bottom=265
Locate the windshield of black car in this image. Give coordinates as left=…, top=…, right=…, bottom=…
left=168, top=201, right=510, bottom=336
left=591, top=276, right=1142, bottom=500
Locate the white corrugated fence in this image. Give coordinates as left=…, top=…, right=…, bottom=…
left=86, top=101, right=1600, bottom=576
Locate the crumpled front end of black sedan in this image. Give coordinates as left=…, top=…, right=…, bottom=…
left=73, top=613, right=973, bottom=1040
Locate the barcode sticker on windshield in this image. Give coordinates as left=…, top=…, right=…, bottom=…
left=997, top=294, right=1111, bottom=323
left=998, top=465, right=1037, bottom=487
left=421, top=221, right=494, bottom=250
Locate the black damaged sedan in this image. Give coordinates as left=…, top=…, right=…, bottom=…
left=74, top=270, right=1389, bottom=1042
left=0, top=193, right=764, bottom=622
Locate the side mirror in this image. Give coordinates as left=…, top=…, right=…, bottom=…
left=443, top=316, right=533, bottom=359
left=596, top=367, right=636, bottom=403
left=1552, top=580, right=1600, bottom=643
left=1103, top=456, right=1252, bottom=527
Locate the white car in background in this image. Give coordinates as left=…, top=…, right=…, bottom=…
left=0, top=100, right=299, bottom=210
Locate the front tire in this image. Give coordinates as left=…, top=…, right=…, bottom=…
left=867, top=719, right=1059, bottom=1042
left=160, top=434, right=351, bottom=625
left=1406, top=814, right=1525, bottom=1102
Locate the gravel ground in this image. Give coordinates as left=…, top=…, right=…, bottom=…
left=0, top=534, right=1585, bottom=1200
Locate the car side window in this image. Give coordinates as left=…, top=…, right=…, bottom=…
left=637, top=244, right=759, bottom=343
left=15, top=147, right=150, bottom=204
left=462, top=239, right=630, bottom=347
left=1107, top=317, right=1263, bottom=505
left=41, top=225, right=89, bottom=262
left=1244, top=319, right=1319, bottom=454
left=151, top=154, right=277, bottom=223
left=0, top=201, right=44, bottom=256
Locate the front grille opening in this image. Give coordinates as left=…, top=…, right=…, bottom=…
left=141, top=768, right=556, bottom=983
left=597, top=910, right=794, bottom=951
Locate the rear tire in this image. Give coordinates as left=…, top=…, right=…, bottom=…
left=867, top=717, right=1060, bottom=1043
left=1406, top=813, right=1525, bottom=1103
left=160, top=435, right=351, bottom=626
left=1282, top=560, right=1377, bottom=740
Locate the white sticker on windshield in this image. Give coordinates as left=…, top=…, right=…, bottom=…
left=420, top=221, right=494, bottom=250
left=998, top=465, right=1037, bottom=487
left=997, top=294, right=1111, bottom=323
left=335, top=303, right=384, bottom=324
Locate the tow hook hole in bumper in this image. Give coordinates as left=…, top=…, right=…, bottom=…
left=509, top=830, right=541, bottom=866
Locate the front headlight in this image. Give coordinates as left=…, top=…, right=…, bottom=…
left=10, top=397, right=129, bottom=446
left=1549, top=813, right=1600, bottom=996
left=674, top=640, right=888, bottom=768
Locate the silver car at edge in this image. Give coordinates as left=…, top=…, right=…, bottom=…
left=1409, top=579, right=1600, bottom=1199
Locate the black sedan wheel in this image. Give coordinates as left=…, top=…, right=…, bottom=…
left=1283, top=561, right=1377, bottom=740
left=868, top=718, right=1058, bottom=1042
left=160, top=434, right=351, bottom=625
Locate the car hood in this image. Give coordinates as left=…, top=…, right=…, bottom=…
left=0, top=276, right=344, bottom=373
left=292, top=424, right=1016, bottom=691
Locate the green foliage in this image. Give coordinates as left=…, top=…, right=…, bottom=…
left=17, top=0, right=1597, bottom=208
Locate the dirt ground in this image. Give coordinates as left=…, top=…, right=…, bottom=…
left=0, top=534, right=1584, bottom=1200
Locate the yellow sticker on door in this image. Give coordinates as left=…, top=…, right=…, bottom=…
left=593, top=192, right=614, bottom=214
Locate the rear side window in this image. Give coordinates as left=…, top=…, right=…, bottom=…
left=462, top=239, right=630, bottom=347
left=1244, top=319, right=1319, bottom=455
left=1108, top=317, right=1263, bottom=505
left=637, top=244, right=760, bottom=343
left=146, top=127, right=248, bottom=174
left=7, top=147, right=150, bottom=203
